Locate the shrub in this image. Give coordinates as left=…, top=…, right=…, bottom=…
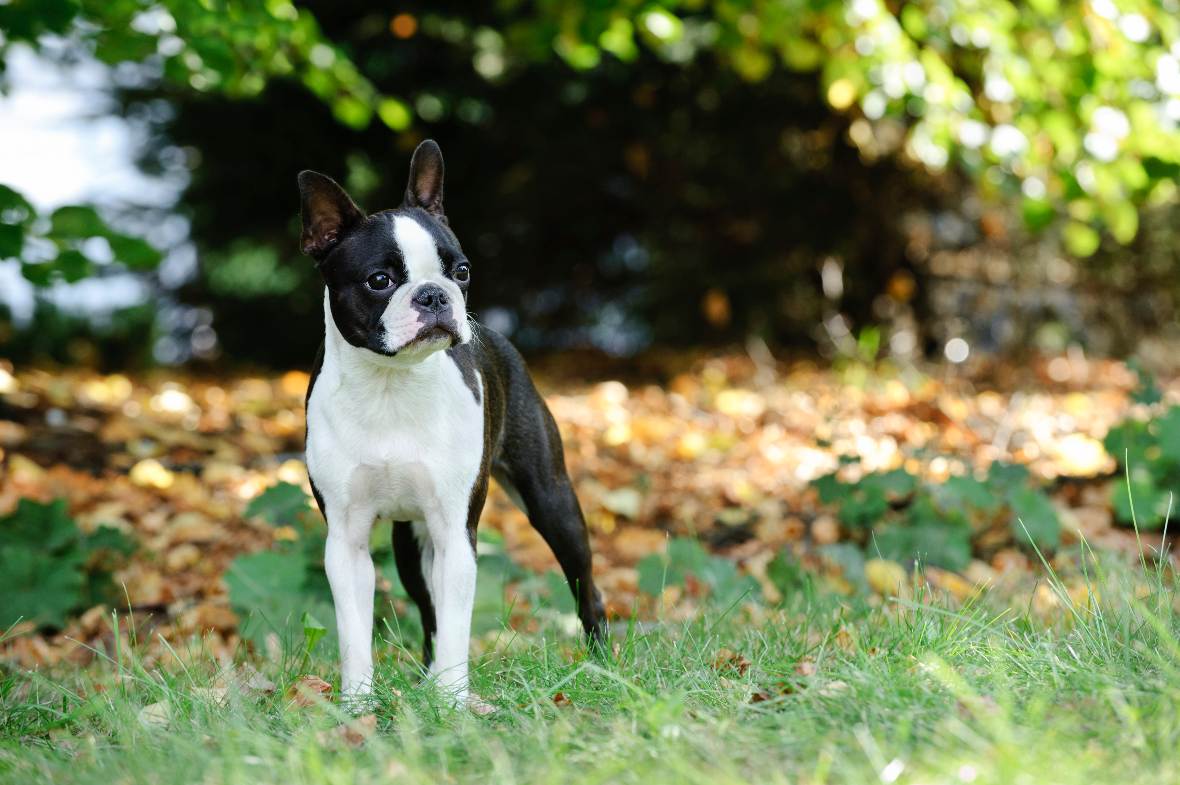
left=0, top=499, right=135, bottom=630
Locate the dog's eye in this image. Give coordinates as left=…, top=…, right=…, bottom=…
left=453, top=264, right=470, bottom=283
left=366, top=272, right=392, bottom=291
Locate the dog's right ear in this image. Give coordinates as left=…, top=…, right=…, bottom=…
left=298, top=171, right=365, bottom=260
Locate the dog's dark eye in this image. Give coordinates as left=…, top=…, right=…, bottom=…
left=453, top=264, right=470, bottom=283
left=366, top=272, right=392, bottom=291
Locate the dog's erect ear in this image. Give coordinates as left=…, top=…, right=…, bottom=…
left=402, top=139, right=445, bottom=218
left=298, top=171, right=365, bottom=260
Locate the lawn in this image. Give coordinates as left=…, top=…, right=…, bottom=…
left=3, top=554, right=1178, bottom=785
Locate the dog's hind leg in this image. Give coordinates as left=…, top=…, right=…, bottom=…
left=392, top=521, right=437, bottom=667
left=496, top=418, right=606, bottom=645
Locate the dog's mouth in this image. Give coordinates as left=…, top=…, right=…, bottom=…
left=409, top=324, right=455, bottom=347
left=406, top=313, right=460, bottom=348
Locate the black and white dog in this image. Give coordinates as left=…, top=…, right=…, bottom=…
left=297, top=140, right=605, bottom=705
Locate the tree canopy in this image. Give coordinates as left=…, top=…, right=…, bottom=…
left=2, top=1, right=1178, bottom=360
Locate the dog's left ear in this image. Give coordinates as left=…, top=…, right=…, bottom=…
left=298, top=171, right=365, bottom=260
left=403, top=139, right=445, bottom=219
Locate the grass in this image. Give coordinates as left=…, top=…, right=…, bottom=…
left=2, top=556, right=1179, bottom=785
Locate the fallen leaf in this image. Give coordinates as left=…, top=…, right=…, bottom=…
left=193, top=686, right=229, bottom=706
left=925, top=567, right=976, bottom=601
left=600, top=487, right=643, bottom=519
left=468, top=693, right=497, bottom=715
left=818, top=680, right=849, bottom=696
left=217, top=663, right=276, bottom=695
left=288, top=675, right=333, bottom=707
left=865, top=558, right=907, bottom=596
left=138, top=700, right=171, bottom=729
left=317, top=713, right=377, bottom=748
left=129, top=459, right=174, bottom=490
left=712, top=648, right=751, bottom=676
left=811, top=515, right=841, bottom=545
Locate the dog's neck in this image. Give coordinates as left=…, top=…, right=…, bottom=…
left=322, top=291, right=449, bottom=389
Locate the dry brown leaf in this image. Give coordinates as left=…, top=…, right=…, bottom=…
left=712, top=648, right=751, bottom=676
left=288, top=675, right=333, bottom=707
left=317, top=713, right=378, bottom=748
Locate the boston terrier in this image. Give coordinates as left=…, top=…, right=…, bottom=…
left=297, top=140, right=605, bottom=706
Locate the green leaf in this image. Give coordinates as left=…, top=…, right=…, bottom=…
left=987, top=462, right=1030, bottom=487
left=0, top=223, right=23, bottom=258
left=332, top=96, right=372, bottom=129
left=0, top=184, right=33, bottom=217
left=21, top=261, right=54, bottom=286
left=79, top=524, right=136, bottom=561
left=54, top=249, right=92, bottom=283
left=543, top=570, right=576, bottom=614
left=1127, top=360, right=1162, bottom=406
left=0, top=545, right=85, bottom=629
left=108, top=234, right=163, bottom=270
left=0, top=499, right=132, bottom=629
left=766, top=549, right=813, bottom=597
left=376, top=97, right=412, bottom=131
left=818, top=542, right=868, bottom=593
left=1063, top=221, right=1100, bottom=257
left=2, top=498, right=78, bottom=551
left=1105, top=201, right=1139, bottom=245
left=1110, top=467, right=1171, bottom=528
left=637, top=552, right=669, bottom=596
left=49, top=205, right=108, bottom=238
left=1007, top=486, right=1060, bottom=550
left=1021, top=197, right=1055, bottom=232
left=938, top=476, right=999, bottom=514
left=300, top=610, right=327, bottom=656
left=1155, top=408, right=1180, bottom=466
left=1103, top=419, right=1152, bottom=466
left=225, top=551, right=307, bottom=639
left=812, top=473, right=846, bottom=505
left=871, top=519, right=972, bottom=571
left=246, top=482, right=311, bottom=526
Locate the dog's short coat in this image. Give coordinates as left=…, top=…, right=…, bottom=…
left=298, top=141, right=605, bottom=703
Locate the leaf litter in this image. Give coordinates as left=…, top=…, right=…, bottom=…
left=0, top=353, right=1172, bottom=667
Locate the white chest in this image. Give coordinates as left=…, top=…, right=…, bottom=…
left=306, top=335, right=484, bottom=525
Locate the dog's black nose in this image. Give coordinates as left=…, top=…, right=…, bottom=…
left=412, top=284, right=449, bottom=312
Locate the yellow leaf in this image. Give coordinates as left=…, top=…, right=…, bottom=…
left=865, top=559, right=907, bottom=596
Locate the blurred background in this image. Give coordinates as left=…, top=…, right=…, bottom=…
left=6, top=1, right=1180, bottom=664
left=2, top=0, right=1178, bottom=370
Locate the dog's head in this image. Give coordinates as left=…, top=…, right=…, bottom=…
left=297, top=140, right=472, bottom=362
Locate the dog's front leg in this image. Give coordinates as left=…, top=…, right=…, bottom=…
left=324, top=503, right=376, bottom=701
left=425, top=510, right=477, bottom=704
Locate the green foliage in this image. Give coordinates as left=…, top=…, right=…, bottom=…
left=467, top=0, right=1180, bottom=251
left=813, top=459, right=1061, bottom=570
left=244, top=481, right=314, bottom=526
left=637, top=537, right=759, bottom=607
left=0, top=499, right=134, bottom=630
left=2, top=200, right=165, bottom=285
left=227, top=482, right=546, bottom=646
left=1104, top=370, right=1180, bottom=529
left=227, top=483, right=335, bottom=649
left=3, top=0, right=1178, bottom=294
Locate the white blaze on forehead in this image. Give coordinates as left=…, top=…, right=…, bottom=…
left=392, top=215, right=443, bottom=281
